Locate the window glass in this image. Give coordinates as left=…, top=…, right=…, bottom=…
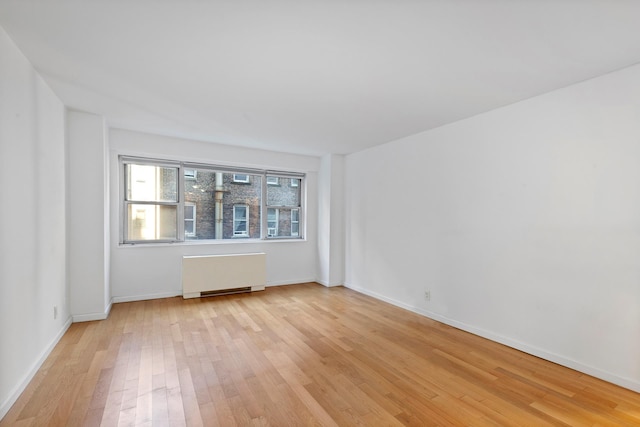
left=183, top=169, right=264, bottom=239
left=267, top=177, right=300, bottom=207
left=120, top=157, right=303, bottom=243
left=126, top=163, right=177, bottom=202
left=291, top=208, right=300, bottom=236
left=126, top=204, right=177, bottom=241
left=267, top=208, right=278, bottom=236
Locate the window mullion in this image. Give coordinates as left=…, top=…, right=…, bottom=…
left=261, top=173, right=267, bottom=239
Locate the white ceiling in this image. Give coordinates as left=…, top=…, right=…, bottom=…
left=2, top=1, right=640, bottom=156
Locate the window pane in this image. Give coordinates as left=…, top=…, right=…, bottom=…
left=127, top=204, right=177, bottom=240
left=267, top=178, right=300, bottom=207
left=225, top=174, right=261, bottom=238
left=184, top=169, right=216, bottom=239
left=185, top=221, right=194, bottom=235
left=126, top=164, right=178, bottom=202
left=183, top=170, right=262, bottom=239
left=267, top=208, right=278, bottom=236
left=267, top=176, right=278, bottom=185
left=290, top=208, right=300, bottom=236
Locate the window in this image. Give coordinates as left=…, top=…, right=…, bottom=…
left=120, top=156, right=304, bottom=243
left=233, top=205, right=249, bottom=236
left=233, top=174, right=249, bottom=183
left=291, top=178, right=299, bottom=187
left=267, top=208, right=278, bottom=236
left=291, top=208, right=299, bottom=236
left=266, top=174, right=301, bottom=238
left=184, top=203, right=196, bottom=237
left=184, top=168, right=197, bottom=180
left=123, top=161, right=179, bottom=242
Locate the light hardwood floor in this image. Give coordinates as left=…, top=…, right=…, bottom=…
left=3, top=283, right=640, bottom=426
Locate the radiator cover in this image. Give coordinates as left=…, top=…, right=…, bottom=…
left=182, top=253, right=266, bottom=299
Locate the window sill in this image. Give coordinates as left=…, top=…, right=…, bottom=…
left=118, top=237, right=307, bottom=248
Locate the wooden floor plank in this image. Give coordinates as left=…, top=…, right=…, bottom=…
left=2, top=283, right=639, bottom=426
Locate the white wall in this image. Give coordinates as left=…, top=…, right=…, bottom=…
left=0, top=27, right=69, bottom=419
left=317, top=154, right=345, bottom=286
left=345, top=64, right=640, bottom=392
left=109, top=129, right=321, bottom=301
left=67, top=111, right=110, bottom=321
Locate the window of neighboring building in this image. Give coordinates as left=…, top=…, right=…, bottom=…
left=266, top=176, right=279, bottom=186
left=291, top=178, right=299, bottom=187
left=233, top=174, right=249, bottom=183
left=233, top=205, right=249, bottom=237
left=291, top=208, right=299, bottom=236
left=123, top=161, right=179, bottom=242
left=267, top=208, right=278, bottom=236
left=184, top=168, right=197, bottom=180
left=184, top=203, right=196, bottom=237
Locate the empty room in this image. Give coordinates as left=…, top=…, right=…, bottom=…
left=1, top=1, right=640, bottom=425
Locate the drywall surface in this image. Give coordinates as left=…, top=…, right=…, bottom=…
left=345, top=64, right=640, bottom=391
left=109, top=129, right=320, bottom=301
left=317, top=154, right=345, bottom=286
left=67, top=111, right=110, bottom=321
left=0, top=27, right=69, bottom=419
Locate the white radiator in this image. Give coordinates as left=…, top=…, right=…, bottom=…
left=182, top=253, right=266, bottom=299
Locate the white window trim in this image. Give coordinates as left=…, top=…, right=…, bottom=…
left=267, top=176, right=279, bottom=186
left=121, top=159, right=181, bottom=243
left=291, top=178, right=299, bottom=187
left=120, top=155, right=305, bottom=244
left=233, top=204, right=249, bottom=237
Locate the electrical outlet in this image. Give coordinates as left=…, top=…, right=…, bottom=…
left=424, top=290, right=431, bottom=301
left=53, top=306, right=58, bottom=319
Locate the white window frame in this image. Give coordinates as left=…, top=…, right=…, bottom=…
left=266, top=176, right=279, bottom=186
left=291, top=208, right=300, bottom=237
left=184, top=203, right=196, bottom=237
left=121, top=158, right=181, bottom=243
left=233, top=204, right=249, bottom=237
left=233, top=173, right=250, bottom=183
left=291, top=178, right=299, bottom=187
left=120, top=156, right=305, bottom=244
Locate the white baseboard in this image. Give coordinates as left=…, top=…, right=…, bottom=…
left=343, top=282, right=640, bottom=394
left=113, top=282, right=319, bottom=304
left=71, top=299, right=112, bottom=322
left=315, top=279, right=343, bottom=288
left=112, top=291, right=182, bottom=304
left=0, top=316, right=72, bottom=421
left=266, top=278, right=318, bottom=287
